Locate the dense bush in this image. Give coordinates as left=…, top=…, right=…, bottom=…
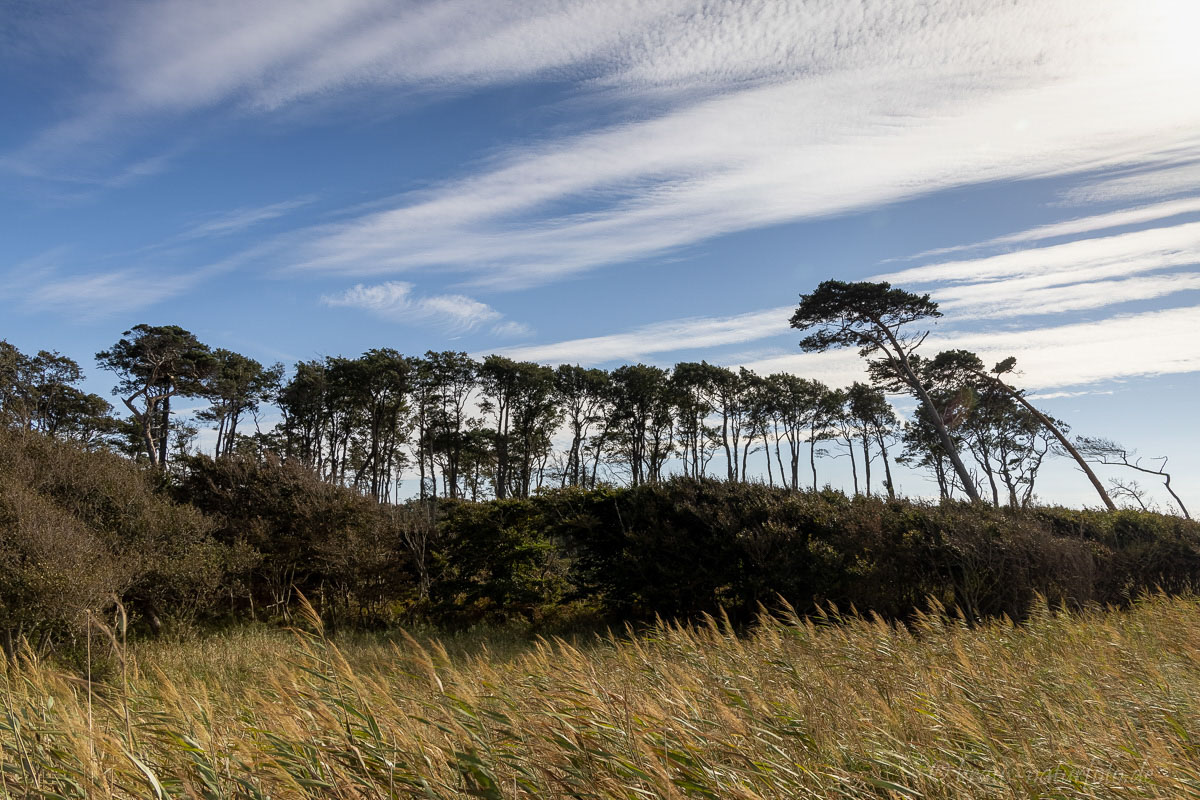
left=4, top=432, right=1199, bottom=649
left=173, top=454, right=416, bottom=627
left=0, top=429, right=227, bottom=651
left=514, top=479, right=1200, bottom=623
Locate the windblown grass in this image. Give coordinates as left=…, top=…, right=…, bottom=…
left=4, top=596, right=1200, bottom=798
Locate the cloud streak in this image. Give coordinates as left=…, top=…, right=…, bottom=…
left=321, top=280, right=517, bottom=334
left=179, top=197, right=315, bottom=240
left=14, top=0, right=1200, bottom=289
left=877, top=220, right=1200, bottom=289
left=273, top=0, right=1200, bottom=286
left=2, top=266, right=211, bottom=319
left=499, top=306, right=793, bottom=364
left=897, top=196, right=1200, bottom=262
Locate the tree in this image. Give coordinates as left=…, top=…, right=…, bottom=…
left=96, top=325, right=214, bottom=468
left=607, top=364, right=673, bottom=486
left=933, top=353, right=1117, bottom=512
left=1075, top=437, right=1190, bottom=519
left=808, top=385, right=844, bottom=491
left=422, top=351, right=477, bottom=499
left=846, top=382, right=899, bottom=498
left=0, top=341, right=113, bottom=443
left=478, top=356, right=558, bottom=499
left=670, top=362, right=718, bottom=480
left=763, top=374, right=827, bottom=491
left=742, top=370, right=777, bottom=485
left=347, top=349, right=412, bottom=501
left=555, top=365, right=610, bottom=487
left=708, top=365, right=750, bottom=482
left=199, top=349, right=284, bottom=459
left=790, top=281, right=982, bottom=502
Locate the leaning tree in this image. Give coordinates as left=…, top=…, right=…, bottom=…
left=790, top=280, right=982, bottom=502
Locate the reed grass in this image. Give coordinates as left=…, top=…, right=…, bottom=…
left=3, top=596, right=1200, bottom=798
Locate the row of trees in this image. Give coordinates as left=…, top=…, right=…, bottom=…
left=0, top=283, right=1187, bottom=514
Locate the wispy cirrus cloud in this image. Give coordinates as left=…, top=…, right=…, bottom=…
left=13, top=0, right=1200, bottom=287
left=877, top=220, right=1200, bottom=286
left=3, top=266, right=209, bottom=319
left=500, top=215, right=1200, bottom=366
left=500, top=306, right=793, bottom=365
left=874, top=219, right=1200, bottom=319
left=178, top=197, right=316, bottom=240
left=1059, top=159, right=1200, bottom=206
left=896, top=195, right=1200, bottom=263
left=286, top=0, right=1200, bottom=287
left=321, top=280, right=525, bottom=336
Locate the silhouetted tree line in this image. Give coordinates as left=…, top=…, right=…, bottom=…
left=2, top=280, right=1196, bottom=655
left=3, top=281, right=1188, bottom=515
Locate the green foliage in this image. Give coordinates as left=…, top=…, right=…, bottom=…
left=173, top=453, right=416, bottom=626
left=431, top=499, right=571, bottom=624
left=0, top=427, right=228, bottom=648
left=790, top=279, right=941, bottom=356
left=4, top=428, right=1200, bottom=649
left=474, top=479, right=1200, bottom=624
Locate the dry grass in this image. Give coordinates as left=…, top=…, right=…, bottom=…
left=3, top=596, right=1200, bottom=799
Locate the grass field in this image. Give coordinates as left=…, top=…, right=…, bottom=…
left=3, top=596, right=1200, bottom=799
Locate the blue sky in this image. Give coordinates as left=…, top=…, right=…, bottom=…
left=2, top=0, right=1199, bottom=508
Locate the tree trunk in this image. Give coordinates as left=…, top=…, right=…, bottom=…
left=878, top=436, right=896, bottom=499
left=875, top=324, right=982, bottom=502
left=978, top=371, right=1116, bottom=511
left=158, top=394, right=171, bottom=466
left=860, top=434, right=872, bottom=496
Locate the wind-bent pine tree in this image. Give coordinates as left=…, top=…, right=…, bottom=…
left=789, top=280, right=983, bottom=503
left=96, top=324, right=214, bottom=468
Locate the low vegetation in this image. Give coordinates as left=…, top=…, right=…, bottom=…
left=5, top=425, right=1200, bottom=651
left=4, top=595, right=1200, bottom=798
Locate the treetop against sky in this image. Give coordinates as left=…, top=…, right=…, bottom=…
left=1, top=0, right=1199, bottom=502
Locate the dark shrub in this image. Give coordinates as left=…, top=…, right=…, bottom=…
left=174, top=454, right=416, bottom=626
left=0, top=428, right=227, bottom=646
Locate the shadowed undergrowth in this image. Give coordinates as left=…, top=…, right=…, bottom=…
left=4, top=596, right=1200, bottom=798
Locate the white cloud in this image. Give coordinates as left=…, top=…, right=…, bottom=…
left=499, top=305, right=793, bottom=364
left=866, top=219, right=1200, bottom=320
left=897, top=195, right=1200, bottom=262
left=321, top=281, right=503, bottom=332
left=179, top=197, right=315, bottom=240
left=264, top=0, right=1200, bottom=286
left=937, top=271, right=1200, bottom=319
left=1059, top=159, right=1200, bottom=206
left=15, top=0, right=1200, bottom=287
left=4, top=267, right=207, bottom=319
left=1028, top=389, right=1114, bottom=401
left=491, top=320, right=533, bottom=339
left=877, top=221, right=1200, bottom=287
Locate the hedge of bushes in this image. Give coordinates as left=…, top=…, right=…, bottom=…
left=3, top=434, right=1199, bottom=653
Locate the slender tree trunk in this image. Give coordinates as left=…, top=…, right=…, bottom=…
left=763, top=431, right=773, bottom=486
left=1163, top=473, right=1190, bottom=520
left=810, top=435, right=818, bottom=490
left=878, top=436, right=896, bottom=499
left=860, top=434, right=872, bottom=496
left=978, top=370, right=1116, bottom=511
left=876, top=324, right=982, bottom=502
left=158, top=394, right=171, bottom=466
left=845, top=436, right=859, bottom=495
